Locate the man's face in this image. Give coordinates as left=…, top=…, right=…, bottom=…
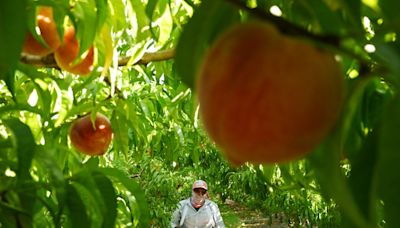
left=193, top=188, right=207, bottom=196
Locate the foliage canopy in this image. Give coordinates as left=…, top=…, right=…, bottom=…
left=1, top=0, right=400, bottom=227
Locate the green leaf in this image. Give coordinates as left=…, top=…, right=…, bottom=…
left=175, top=0, right=240, bottom=89
left=65, top=184, right=91, bottom=228
left=54, top=89, right=74, bottom=127
left=348, top=130, right=379, bottom=224
left=0, top=203, right=18, bottom=228
left=95, top=0, right=109, bottom=32
left=97, top=167, right=150, bottom=227
left=0, top=201, right=29, bottom=215
left=92, top=171, right=117, bottom=228
left=361, top=79, right=391, bottom=130
left=17, top=64, right=53, bottom=119
left=308, top=131, right=371, bottom=228
left=70, top=0, right=97, bottom=55
left=261, top=165, right=275, bottom=182
left=155, top=1, right=173, bottom=47
left=112, top=105, right=130, bottom=158
left=109, top=0, right=126, bottom=31
left=71, top=170, right=106, bottom=226
left=379, top=0, right=400, bottom=30
left=3, top=119, right=37, bottom=226
left=145, top=0, right=172, bottom=46
left=377, top=93, right=400, bottom=227
left=145, top=0, right=159, bottom=21
left=0, top=104, right=44, bottom=117
left=84, top=157, right=100, bottom=169
left=343, top=0, right=362, bottom=28
left=34, top=146, right=65, bottom=188
left=129, top=0, right=151, bottom=42
left=307, top=0, right=343, bottom=34
left=48, top=0, right=69, bottom=40
left=3, top=70, right=16, bottom=99
left=0, top=0, right=27, bottom=76
left=127, top=100, right=148, bottom=148
left=373, top=40, right=400, bottom=85
left=0, top=196, right=32, bottom=228
left=3, top=119, right=36, bottom=182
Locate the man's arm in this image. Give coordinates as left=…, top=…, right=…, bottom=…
left=170, top=202, right=183, bottom=228
left=210, top=202, right=225, bottom=228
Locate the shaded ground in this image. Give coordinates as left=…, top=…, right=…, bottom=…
left=220, top=199, right=289, bottom=228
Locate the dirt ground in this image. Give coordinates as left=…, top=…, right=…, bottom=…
left=221, top=199, right=291, bottom=228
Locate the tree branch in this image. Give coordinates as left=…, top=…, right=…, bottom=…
left=118, top=48, right=176, bottom=66
left=225, top=0, right=382, bottom=76
left=20, top=48, right=176, bottom=68
left=225, top=0, right=341, bottom=45
left=20, top=54, right=59, bottom=68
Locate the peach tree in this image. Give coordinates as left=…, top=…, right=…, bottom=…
left=0, top=0, right=399, bottom=227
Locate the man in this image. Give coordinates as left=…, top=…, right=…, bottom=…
left=171, top=180, right=225, bottom=228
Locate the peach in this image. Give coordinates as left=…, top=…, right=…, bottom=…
left=22, top=6, right=61, bottom=56
left=69, top=113, right=113, bottom=156
left=54, top=26, right=94, bottom=75
left=197, top=21, right=345, bottom=165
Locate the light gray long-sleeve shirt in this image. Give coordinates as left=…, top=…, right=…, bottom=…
left=171, top=198, right=225, bottom=228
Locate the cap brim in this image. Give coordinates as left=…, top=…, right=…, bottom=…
left=193, top=186, right=207, bottom=190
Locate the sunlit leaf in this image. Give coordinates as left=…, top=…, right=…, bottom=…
left=146, top=0, right=159, bottom=22
left=70, top=0, right=97, bottom=55
left=98, top=23, right=113, bottom=77
left=129, top=0, right=150, bottom=42
left=362, top=0, right=379, bottom=10
left=17, top=65, right=53, bottom=119
left=108, top=0, right=126, bottom=31
left=95, top=0, right=108, bottom=32
left=123, top=0, right=151, bottom=66
left=0, top=104, right=43, bottom=117
left=112, top=105, right=130, bottom=158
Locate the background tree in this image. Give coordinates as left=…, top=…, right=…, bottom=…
left=0, top=0, right=399, bottom=227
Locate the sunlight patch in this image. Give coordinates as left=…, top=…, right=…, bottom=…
left=270, top=6, right=282, bottom=17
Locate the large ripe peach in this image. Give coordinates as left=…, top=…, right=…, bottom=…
left=23, top=6, right=61, bottom=56
left=69, top=113, right=113, bottom=156
left=197, top=21, right=345, bottom=165
left=54, top=26, right=94, bottom=75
